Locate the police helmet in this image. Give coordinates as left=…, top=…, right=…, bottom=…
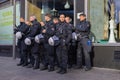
left=72, top=32, right=77, bottom=40
left=16, top=31, right=22, bottom=39
left=48, top=35, right=60, bottom=46
left=24, top=37, right=31, bottom=45
left=35, top=34, right=44, bottom=43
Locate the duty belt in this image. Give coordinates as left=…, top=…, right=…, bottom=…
left=77, top=33, right=88, bottom=39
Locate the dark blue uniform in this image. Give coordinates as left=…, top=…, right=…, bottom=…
left=53, top=23, right=60, bottom=67
left=76, top=20, right=92, bottom=70
left=15, top=22, right=29, bottom=66
left=55, top=21, right=72, bottom=73
left=67, top=23, right=76, bottom=68
left=26, top=19, right=41, bottom=69
left=41, top=20, right=55, bottom=71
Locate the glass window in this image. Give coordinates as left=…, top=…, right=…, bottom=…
left=27, top=0, right=74, bottom=22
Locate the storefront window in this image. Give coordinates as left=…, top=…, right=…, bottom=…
left=114, top=0, right=120, bottom=39
left=0, top=0, right=20, bottom=45
left=27, top=0, right=74, bottom=22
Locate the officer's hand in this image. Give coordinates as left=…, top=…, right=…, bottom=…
left=62, top=39, right=68, bottom=46
left=42, top=29, right=46, bottom=33
left=62, top=39, right=66, bottom=46
left=14, top=28, right=18, bottom=34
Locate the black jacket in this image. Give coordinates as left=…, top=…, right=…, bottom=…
left=15, top=22, right=29, bottom=39
left=55, top=21, right=72, bottom=44
left=43, top=20, right=55, bottom=42
left=76, top=20, right=91, bottom=38
left=27, top=20, right=41, bottom=38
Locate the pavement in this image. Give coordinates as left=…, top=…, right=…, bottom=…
left=0, top=57, right=120, bottom=80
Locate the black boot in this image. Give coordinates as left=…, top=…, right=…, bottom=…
left=59, top=69, right=67, bottom=74
left=33, top=55, right=40, bottom=69
left=17, top=59, right=24, bottom=66
left=84, top=67, right=92, bottom=71
left=22, top=63, right=28, bottom=67
left=56, top=68, right=62, bottom=73
left=40, top=66, right=48, bottom=71
left=74, top=65, right=83, bottom=69
left=33, top=61, right=39, bottom=70
left=33, top=63, right=39, bottom=69
left=33, top=66, right=39, bottom=69
left=48, top=67, right=54, bottom=72
left=68, top=65, right=72, bottom=69
left=17, top=63, right=23, bottom=66
left=26, top=64, right=33, bottom=68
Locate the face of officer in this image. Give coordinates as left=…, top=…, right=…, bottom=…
left=59, top=14, right=65, bottom=22
left=20, top=18, right=25, bottom=22
left=65, top=17, right=71, bottom=23
left=79, top=15, right=86, bottom=21
left=25, top=21, right=31, bottom=26
left=45, top=16, right=51, bottom=22
left=53, top=18, right=59, bottom=24
left=29, top=16, right=36, bottom=22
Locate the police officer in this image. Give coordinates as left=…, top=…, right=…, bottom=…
left=26, top=15, right=41, bottom=69
left=75, top=14, right=92, bottom=71
left=39, top=21, right=47, bottom=69
left=24, top=21, right=33, bottom=68
left=40, top=14, right=55, bottom=72
left=14, top=17, right=29, bottom=66
left=56, top=14, right=72, bottom=74
left=65, top=16, right=76, bottom=68
left=53, top=17, right=60, bottom=67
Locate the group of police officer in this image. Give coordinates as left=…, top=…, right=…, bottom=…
left=14, top=13, right=92, bottom=74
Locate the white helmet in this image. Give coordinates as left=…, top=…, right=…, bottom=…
left=35, top=36, right=39, bottom=43
left=48, top=37, right=54, bottom=46
left=48, top=35, right=60, bottom=46
left=35, top=34, right=44, bottom=43
left=24, top=38, right=31, bottom=45
left=16, top=32, right=22, bottom=39
left=72, top=32, right=77, bottom=40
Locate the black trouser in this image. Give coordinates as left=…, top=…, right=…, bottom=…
left=77, top=38, right=92, bottom=69
left=27, top=46, right=34, bottom=65
left=54, top=47, right=59, bottom=67
left=68, top=43, right=77, bottom=66
left=56, top=44, right=68, bottom=70
left=31, top=42, right=40, bottom=67
left=40, top=45, right=48, bottom=66
left=44, top=43, right=55, bottom=68
left=17, top=40, right=24, bottom=64
left=17, top=39, right=28, bottom=64
left=22, top=43, right=28, bottom=65
left=39, top=45, right=45, bottom=64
